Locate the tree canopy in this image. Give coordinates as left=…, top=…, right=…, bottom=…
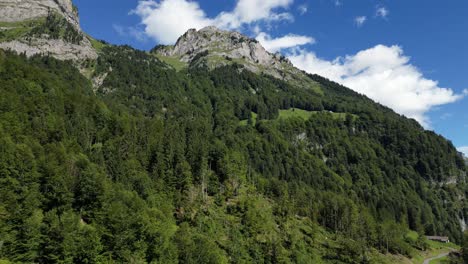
left=0, top=47, right=466, bottom=263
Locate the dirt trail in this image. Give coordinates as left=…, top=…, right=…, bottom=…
left=422, top=248, right=456, bottom=264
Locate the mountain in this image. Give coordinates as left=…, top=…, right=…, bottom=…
left=153, top=26, right=303, bottom=80
left=0, top=2, right=467, bottom=263
left=0, top=0, right=96, bottom=61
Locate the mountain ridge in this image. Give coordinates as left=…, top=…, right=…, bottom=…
left=152, top=26, right=305, bottom=82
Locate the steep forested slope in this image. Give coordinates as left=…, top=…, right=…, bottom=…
left=0, top=44, right=466, bottom=264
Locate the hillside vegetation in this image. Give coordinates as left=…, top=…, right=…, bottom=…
left=0, top=11, right=82, bottom=44
left=0, top=46, right=466, bottom=263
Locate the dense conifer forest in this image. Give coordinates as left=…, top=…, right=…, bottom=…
left=0, top=45, right=466, bottom=263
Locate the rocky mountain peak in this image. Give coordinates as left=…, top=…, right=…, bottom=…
left=0, top=0, right=97, bottom=61
left=154, top=26, right=299, bottom=80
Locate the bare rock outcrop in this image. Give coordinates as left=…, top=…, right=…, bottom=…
left=0, top=38, right=97, bottom=61
left=0, top=0, right=80, bottom=29
left=155, top=26, right=302, bottom=80
left=0, top=0, right=97, bottom=61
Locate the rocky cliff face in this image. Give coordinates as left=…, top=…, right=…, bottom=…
left=0, top=0, right=80, bottom=28
left=0, top=0, right=97, bottom=61
left=154, top=26, right=304, bottom=81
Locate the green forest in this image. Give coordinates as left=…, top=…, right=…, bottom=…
left=0, top=45, right=467, bottom=263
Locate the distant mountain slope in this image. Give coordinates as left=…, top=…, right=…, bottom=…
left=153, top=27, right=299, bottom=78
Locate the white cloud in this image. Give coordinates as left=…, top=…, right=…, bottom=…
left=113, top=24, right=126, bottom=36
left=355, top=16, right=367, bottom=27
left=132, top=0, right=295, bottom=44
left=439, top=113, right=453, bottom=120
left=298, top=4, right=308, bottom=15
left=131, top=0, right=213, bottom=44
left=222, top=0, right=293, bottom=27
left=287, top=45, right=465, bottom=127
left=458, top=146, right=468, bottom=157
left=256, top=32, right=314, bottom=52
left=113, top=24, right=148, bottom=42
left=376, top=7, right=389, bottom=18
left=252, top=25, right=262, bottom=34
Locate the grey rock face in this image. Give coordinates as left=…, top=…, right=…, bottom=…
left=155, top=26, right=301, bottom=80
left=0, top=0, right=79, bottom=28
left=0, top=38, right=97, bottom=61
left=0, top=0, right=97, bottom=61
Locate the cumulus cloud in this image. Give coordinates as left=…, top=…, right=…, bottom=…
left=256, top=32, right=314, bottom=52
left=113, top=24, right=148, bottom=42
left=458, top=146, right=468, bottom=157
left=439, top=113, right=453, bottom=120
left=355, top=16, right=367, bottom=27
left=376, top=7, right=389, bottom=18
left=298, top=4, right=308, bottom=15
left=219, top=0, right=293, bottom=28
left=131, top=0, right=213, bottom=44
left=287, top=45, right=465, bottom=127
left=132, top=0, right=295, bottom=44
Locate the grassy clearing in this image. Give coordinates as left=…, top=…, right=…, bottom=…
left=278, top=108, right=355, bottom=121
left=429, top=255, right=449, bottom=264
left=0, top=19, right=44, bottom=28
left=0, top=18, right=44, bottom=42
left=279, top=62, right=324, bottom=95
left=308, top=83, right=324, bottom=95
left=154, top=54, right=187, bottom=71
left=239, top=108, right=356, bottom=126
left=278, top=108, right=316, bottom=120
left=88, top=37, right=107, bottom=51
left=407, top=231, right=459, bottom=264
left=0, top=26, right=30, bottom=41
left=239, top=109, right=316, bottom=126
left=239, top=112, right=257, bottom=126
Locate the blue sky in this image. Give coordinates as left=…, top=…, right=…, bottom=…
left=74, top=0, right=468, bottom=154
